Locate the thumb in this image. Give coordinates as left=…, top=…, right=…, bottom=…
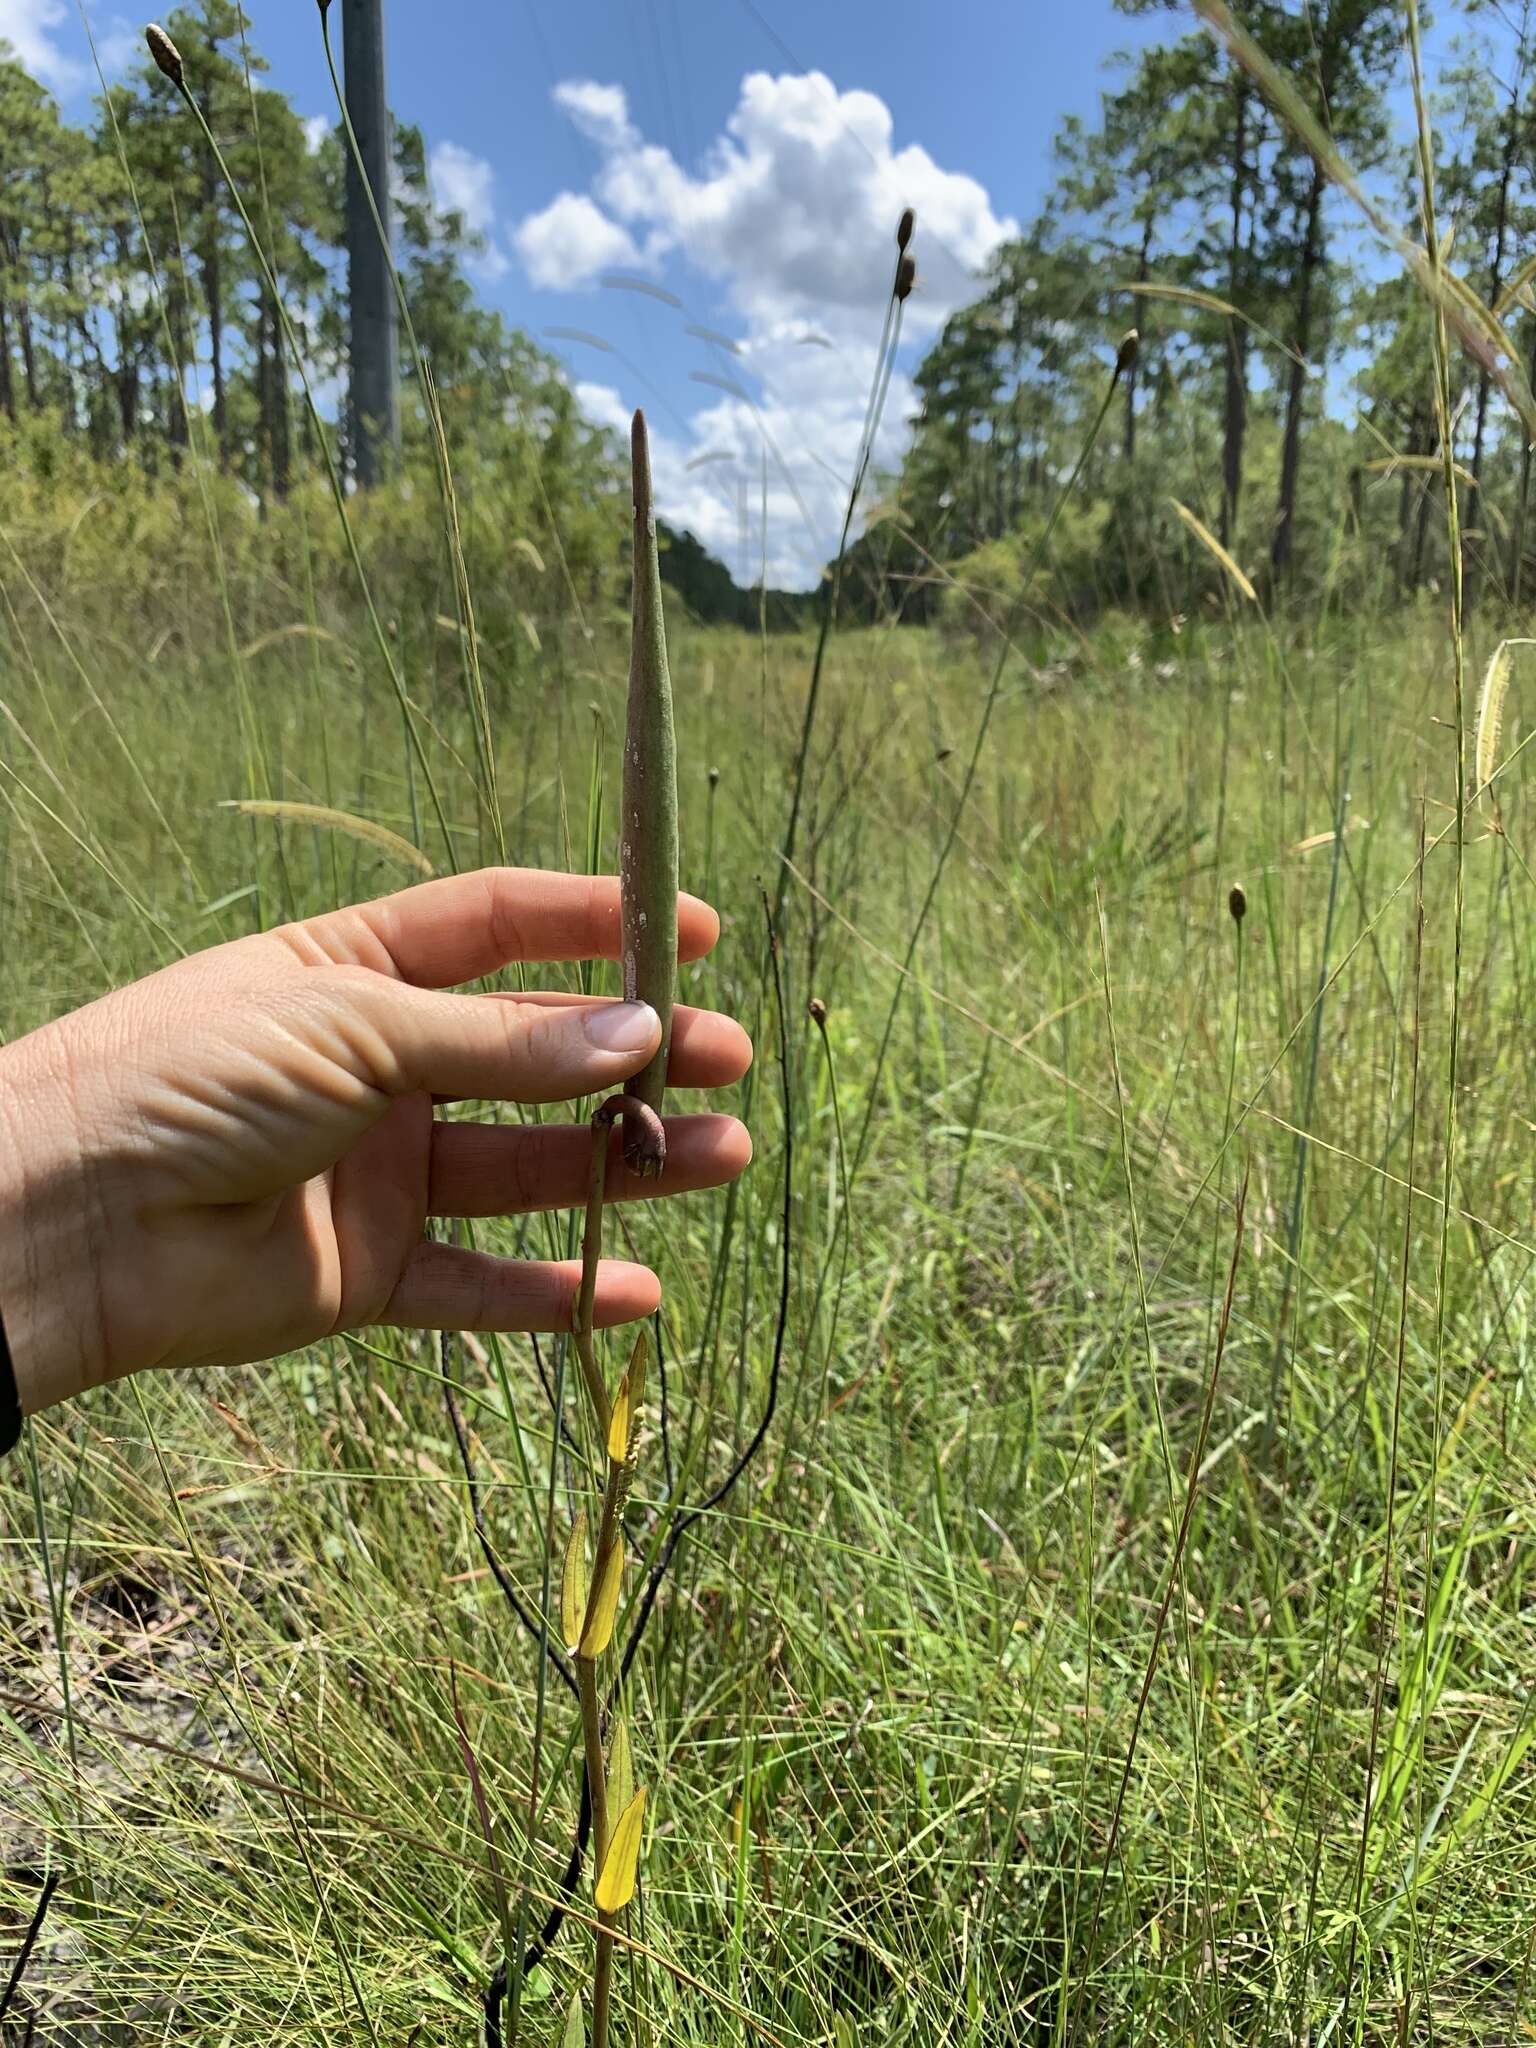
left=354, top=979, right=662, bottom=1105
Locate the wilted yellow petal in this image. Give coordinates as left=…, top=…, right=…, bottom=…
left=595, top=1787, right=647, bottom=1914
left=580, top=1534, right=624, bottom=1659
left=561, top=1511, right=589, bottom=1652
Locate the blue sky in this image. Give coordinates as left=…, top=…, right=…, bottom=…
left=7, top=0, right=1163, bottom=580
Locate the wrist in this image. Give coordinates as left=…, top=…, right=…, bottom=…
left=0, top=1038, right=101, bottom=1417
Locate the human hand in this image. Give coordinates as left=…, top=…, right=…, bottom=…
left=0, top=867, right=751, bottom=1417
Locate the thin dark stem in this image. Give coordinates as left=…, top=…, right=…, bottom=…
left=771, top=249, right=909, bottom=932
left=530, top=1331, right=581, bottom=1458
left=0, top=1871, right=60, bottom=2027
left=619, top=894, right=793, bottom=1686
left=443, top=1372, right=577, bottom=1703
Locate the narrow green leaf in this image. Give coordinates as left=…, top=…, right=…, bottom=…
left=560, top=1989, right=584, bottom=2048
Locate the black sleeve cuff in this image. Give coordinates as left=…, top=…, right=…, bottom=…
left=0, top=1303, right=20, bottom=1457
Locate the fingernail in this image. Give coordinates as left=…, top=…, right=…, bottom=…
left=582, top=1000, right=659, bottom=1056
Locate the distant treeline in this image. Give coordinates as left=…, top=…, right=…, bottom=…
left=4, top=0, right=1536, bottom=636
left=842, top=0, right=1536, bottom=632
left=655, top=522, right=815, bottom=631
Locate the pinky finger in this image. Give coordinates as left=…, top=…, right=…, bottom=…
left=374, top=1246, right=659, bottom=1333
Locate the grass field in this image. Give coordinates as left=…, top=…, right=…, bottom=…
left=4, top=458, right=1536, bottom=2047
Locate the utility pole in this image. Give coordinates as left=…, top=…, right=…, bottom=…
left=341, top=0, right=398, bottom=484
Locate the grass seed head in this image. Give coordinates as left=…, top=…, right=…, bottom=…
left=1475, top=639, right=1516, bottom=819
left=896, top=207, right=916, bottom=252
left=1116, top=329, right=1140, bottom=377
left=1228, top=883, right=1247, bottom=923
left=895, top=254, right=917, bottom=302
left=144, top=22, right=183, bottom=85
left=808, top=996, right=828, bottom=1025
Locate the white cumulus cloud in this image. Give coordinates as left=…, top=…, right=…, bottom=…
left=524, top=70, right=1014, bottom=587
left=0, top=0, right=83, bottom=88
left=0, top=0, right=145, bottom=92
left=430, top=140, right=497, bottom=235
left=519, top=69, right=1012, bottom=337
left=515, top=192, right=642, bottom=291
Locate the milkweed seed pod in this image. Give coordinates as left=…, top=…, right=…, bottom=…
left=896, top=207, right=915, bottom=252
left=144, top=22, right=183, bottom=85
left=619, top=412, right=678, bottom=1176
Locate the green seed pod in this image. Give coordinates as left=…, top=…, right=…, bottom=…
left=620, top=411, right=678, bottom=1176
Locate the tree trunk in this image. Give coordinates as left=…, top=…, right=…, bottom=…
left=1513, top=439, right=1533, bottom=607
left=1220, top=78, right=1250, bottom=549
left=0, top=297, right=15, bottom=422
left=260, top=281, right=291, bottom=498
left=55, top=203, right=79, bottom=431
left=199, top=117, right=229, bottom=467
left=1512, top=316, right=1536, bottom=603
left=1, top=222, right=38, bottom=409
left=1395, top=436, right=1416, bottom=594
left=115, top=346, right=138, bottom=445
left=165, top=283, right=190, bottom=459
left=1467, top=24, right=1527, bottom=609
left=1271, top=167, right=1324, bottom=582
left=1125, top=216, right=1152, bottom=466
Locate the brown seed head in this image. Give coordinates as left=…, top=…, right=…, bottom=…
left=144, top=21, right=183, bottom=85
left=895, top=254, right=917, bottom=303
left=708, top=765, right=721, bottom=788
left=808, top=996, right=828, bottom=1026
left=1115, top=329, right=1140, bottom=377
left=896, top=207, right=915, bottom=252
left=1228, top=883, right=1247, bottom=924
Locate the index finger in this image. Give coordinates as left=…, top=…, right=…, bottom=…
left=288, top=868, right=721, bottom=987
